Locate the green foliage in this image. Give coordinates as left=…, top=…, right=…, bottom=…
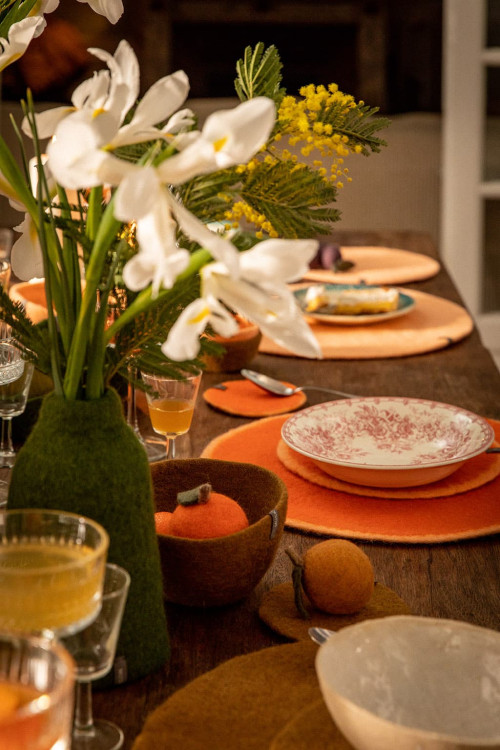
left=234, top=43, right=286, bottom=105
left=240, top=161, right=341, bottom=238
left=0, top=0, right=36, bottom=37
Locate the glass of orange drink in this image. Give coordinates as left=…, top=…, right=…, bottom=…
left=140, top=368, right=202, bottom=460
left=0, top=632, right=75, bottom=750
left=0, top=509, right=109, bottom=637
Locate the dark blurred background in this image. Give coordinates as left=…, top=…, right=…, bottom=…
left=0, top=0, right=461, bottom=114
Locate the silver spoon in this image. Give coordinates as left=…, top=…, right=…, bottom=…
left=308, top=626, right=335, bottom=645
left=241, top=369, right=358, bottom=399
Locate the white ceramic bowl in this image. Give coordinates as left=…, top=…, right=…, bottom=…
left=281, top=397, right=494, bottom=487
left=316, top=615, right=500, bottom=750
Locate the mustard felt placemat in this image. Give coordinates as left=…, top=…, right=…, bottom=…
left=304, top=246, right=440, bottom=286
left=259, top=582, right=411, bottom=642
left=270, top=700, right=354, bottom=750
left=132, top=641, right=323, bottom=750
left=201, top=416, right=500, bottom=543
left=259, top=289, right=473, bottom=359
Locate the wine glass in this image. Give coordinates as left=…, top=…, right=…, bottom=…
left=140, top=368, right=202, bottom=459
left=62, top=563, right=130, bottom=750
left=0, top=509, right=109, bottom=637
left=0, top=340, right=34, bottom=469
left=0, top=631, right=75, bottom=750
left=126, top=362, right=165, bottom=462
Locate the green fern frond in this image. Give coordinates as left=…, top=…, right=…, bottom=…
left=0, top=288, right=53, bottom=372
left=317, top=102, right=390, bottom=153
left=240, top=161, right=340, bottom=238
left=235, top=43, right=286, bottom=105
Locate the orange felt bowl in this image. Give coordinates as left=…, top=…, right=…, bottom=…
left=203, top=379, right=306, bottom=417
left=151, top=458, right=287, bottom=606
left=201, top=416, right=500, bottom=543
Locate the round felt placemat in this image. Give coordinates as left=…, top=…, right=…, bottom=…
left=304, top=246, right=440, bottom=286
left=270, top=699, right=354, bottom=750
left=201, top=416, right=500, bottom=543
left=277, top=438, right=500, bottom=499
left=131, top=641, right=321, bottom=750
left=259, top=289, right=473, bottom=359
left=203, top=378, right=306, bottom=417
left=259, top=582, right=411, bottom=641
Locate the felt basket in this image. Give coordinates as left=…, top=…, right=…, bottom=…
left=151, top=458, right=287, bottom=607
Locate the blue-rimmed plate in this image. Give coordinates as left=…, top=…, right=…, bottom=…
left=294, top=284, right=416, bottom=325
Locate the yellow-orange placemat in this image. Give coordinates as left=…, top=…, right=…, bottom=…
left=259, top=289, right=473, bottom=359
left=201, top=416, right=500, bottom=543
left=132, top=641, right=322, bottom=750
left=203, top=379, right=306, bottom=417
left=259, top=582, right=411, bottom=642
left=304, top=246, right=440, bottom=285
left=277, top=438, right=500, bottom=499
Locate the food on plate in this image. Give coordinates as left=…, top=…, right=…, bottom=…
left=155, top=482, right=249, bottom=539
left=303, top=284, right=399, bottom=315
left=287, top=539, right=374, bottom=617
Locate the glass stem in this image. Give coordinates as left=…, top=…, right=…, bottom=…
left=73, top=680, right=96, bottom=737
left=166, top=436, right=176, bottom=460
left=0, top=417, right=13, bottom=454
left=126, top=365, right=142, bottom=438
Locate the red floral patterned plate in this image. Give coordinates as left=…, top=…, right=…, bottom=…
left=281, top=397, right=494, bottom=488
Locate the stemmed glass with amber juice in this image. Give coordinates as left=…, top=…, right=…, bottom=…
left=0, top=509, right=108, bottom=749
left=141, top=368, right=202, bottom=459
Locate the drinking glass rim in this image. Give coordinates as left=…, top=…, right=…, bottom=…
left=0, top=509, right=109, bottom=574
left=102, top=562, right=131, bottom=601
left=141, top=367, right=202, bottom=380
left=0, top=632, right=75, bottom=719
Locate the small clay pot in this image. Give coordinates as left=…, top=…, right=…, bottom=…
left=201, top=316, right=262, bottom=372
left=9, top=279, right=48, bottom=323
left=152, top=458, right=287, bottom=607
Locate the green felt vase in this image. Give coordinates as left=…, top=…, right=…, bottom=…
left=7, top=388, right=170, bottom=685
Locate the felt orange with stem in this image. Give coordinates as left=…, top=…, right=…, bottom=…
left=155, top=483, right=249, bottom=539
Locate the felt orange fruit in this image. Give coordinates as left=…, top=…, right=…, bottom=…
left=154, top=511, right=173, bottom=536
left=163, top=483, right=249, bottom=539
left=287, top=539, right=374, bottom=617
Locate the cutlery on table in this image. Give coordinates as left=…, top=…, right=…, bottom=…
left=241, top=369, right=358, bottom=399
left=308, top=627, right=335, bottom=645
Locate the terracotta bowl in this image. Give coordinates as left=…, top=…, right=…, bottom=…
left=316, top=615, right=500, bottom=750
left=201, top=316, right=262, bottom=372
left=9, top=279, right=48, bottom=323
left=151, top=458, right=287, bottom=607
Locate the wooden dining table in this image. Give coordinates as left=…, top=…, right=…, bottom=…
left=93, top=229, right=500, bottom=749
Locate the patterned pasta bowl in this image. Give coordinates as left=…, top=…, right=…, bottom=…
left=281, top=397, right=494, bottom=488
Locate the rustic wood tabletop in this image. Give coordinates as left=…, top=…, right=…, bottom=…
left=90, top=230, right=500, bottom=747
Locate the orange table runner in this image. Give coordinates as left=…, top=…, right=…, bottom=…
left=259, top=289, right=473, bottom=359
left=201, top=415, right=500, bottom=543
left=304, top=246, right=440, bottom=285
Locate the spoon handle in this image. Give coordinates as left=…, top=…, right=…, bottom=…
left=302, top=385, right=358, bottom=399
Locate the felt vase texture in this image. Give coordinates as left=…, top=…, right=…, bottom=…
left=7, top=388, right=170, bottom=685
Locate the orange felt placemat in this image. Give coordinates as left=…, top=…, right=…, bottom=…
left=259, top=289, right=473, bottom=359
left=304, top=246, right=440, bottom=285
left=201, top=415, right=500, bottom=543
left=203, top=379, right=306, bottom=417
left=277, top=438, right=500, bottom=499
